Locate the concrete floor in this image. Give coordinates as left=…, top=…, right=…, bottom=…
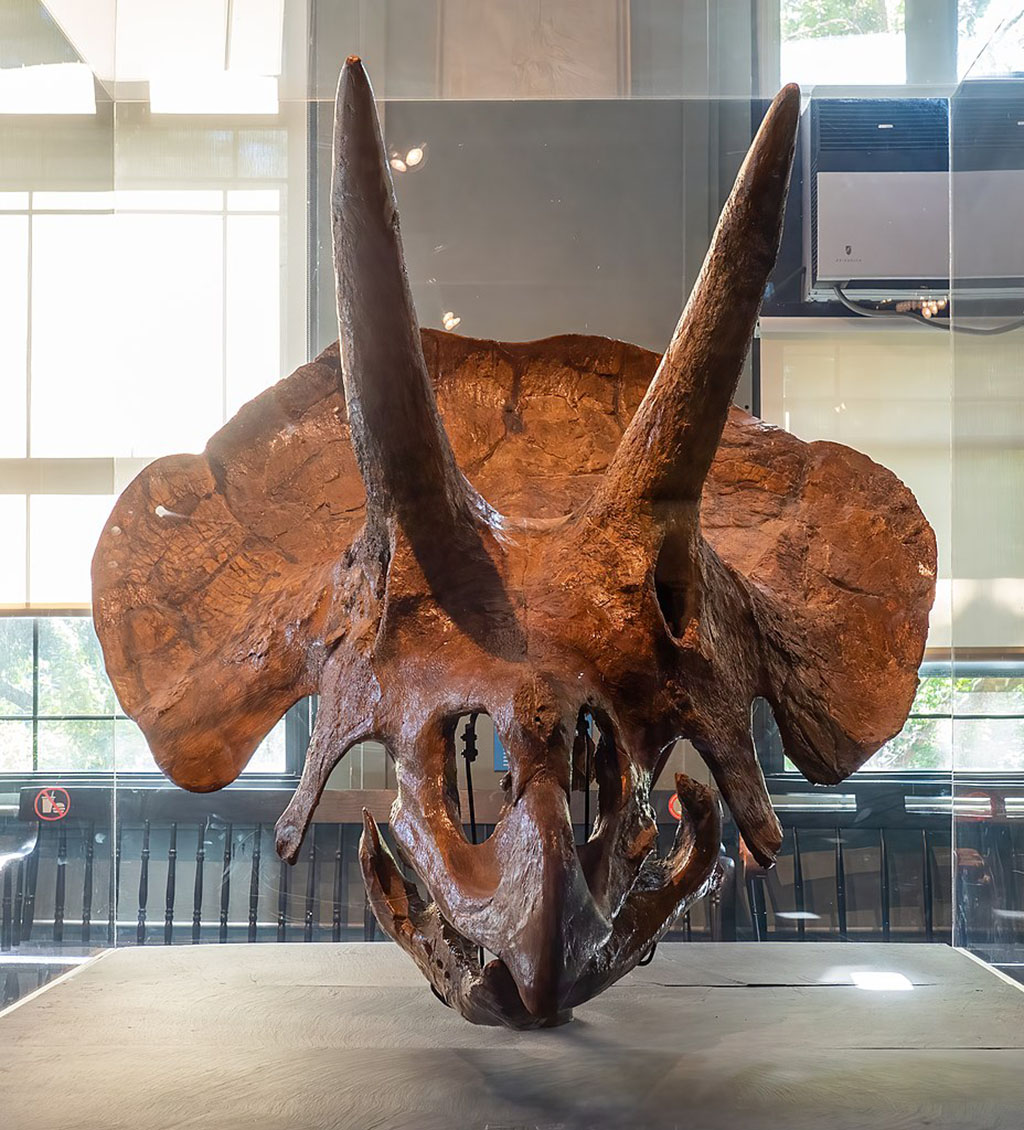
left=2, top=942, right=1023, bottom=1130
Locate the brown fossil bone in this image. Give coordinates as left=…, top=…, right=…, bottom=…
left=92, top=58, right=936, bottom=1028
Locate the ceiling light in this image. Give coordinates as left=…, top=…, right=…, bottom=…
left=390, top=145, right=427, bottom=173
left=0, top=63, right=96, bottom=115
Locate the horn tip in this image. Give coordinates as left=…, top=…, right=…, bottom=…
left=339, top=55, right=368, bottom=97
left=361, top=807, right=379, bottom=843
left=775, top=82, right=801, bottom=116
left=764, top=82, right=801, bottom=150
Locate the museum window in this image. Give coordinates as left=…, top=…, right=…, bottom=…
left=0, top=614, right=297, bottom=774
left=0, top=184, right=295, bottom=778
left=884, top=660, right=1024, bottom=771
left=779, top=0, right=1017, bottom=88
left=780, top=0, right=909, bottom=86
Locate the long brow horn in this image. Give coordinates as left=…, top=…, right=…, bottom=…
left=333, top=56, right=476, bottom=534
left=589, top=84, right=800, bottom=519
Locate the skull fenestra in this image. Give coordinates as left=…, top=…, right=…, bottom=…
left=92, top=58, right=935, bottom=1028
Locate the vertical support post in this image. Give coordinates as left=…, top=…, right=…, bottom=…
left=13, top=856, right=25, bottom=949
left=304, top=827, right=317, bottom=943
left=341, top=824, right=350, bottom=940
left=164, top=822, right=177, bottom=946
left=792, top=827, right=805, bottom=941
left=461, top=713, right=479, bottom=845
left=834, top=827, right=847, bottom=939
left=53, top=822, right=67, bottom=944
left=192, top=820, right=206, bottom=944
left=332, top=824, right=344, bottom=942
left=248, top=824, right=261, bottom=944
left=922, top=828, right=935, bottom=943
left=21, top=836, right=38, bottom=942
left=113, top=820, right=123, bottom=945
left=880, top=828, right=891, bottom=942
left=219, top=823, right=233, bottom=943
left=137, top=820, right=151, bottom=946
left=747, top=875, right=768, bottom=941
left=277, top=855, right=289, bottom=942
left=581, top=715, right=592, bottom=839
left=363, top=885, right=376, bottom=942
left=3, top=969, right=19, bottom=1008
left=82, top=821, right=95, bottom=945
left=1, top=867, right=12, bottom=952
left=458, top=718, right=485, bottom=967
left=1009, top=823, right=1022, bottom=926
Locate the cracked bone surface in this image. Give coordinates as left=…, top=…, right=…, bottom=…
left=92, top=58, right=936, bottom=1027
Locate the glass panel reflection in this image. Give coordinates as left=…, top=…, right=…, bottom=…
left=0, top=718, right=32, bottom=772
left=36, top=617, right=113, bottom=718
left=36, top=719, right=113, bottom=773
left=0, top=617, right=33, bottom=716
left=782, top=0, right=907, bottom=85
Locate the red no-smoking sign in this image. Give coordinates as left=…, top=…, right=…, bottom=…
left=667, top=793, right=682, bottom=821
left=34, top=787, right=70, bottom=821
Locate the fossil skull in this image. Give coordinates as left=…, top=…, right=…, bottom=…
left=92, top=58, right=935, bottom=1028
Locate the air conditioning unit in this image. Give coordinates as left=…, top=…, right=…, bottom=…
left=803, top=84, right=1024, bottom=301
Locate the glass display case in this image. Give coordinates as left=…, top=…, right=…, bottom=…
left=1, top=0, right=1023, bottom=1020
left=950, top=14, right=1024, bottom=975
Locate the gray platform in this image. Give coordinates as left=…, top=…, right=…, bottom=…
left=3, top=942, right=1024, bottom=1130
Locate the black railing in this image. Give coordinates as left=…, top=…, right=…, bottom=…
left=0, top=795, right=711, bottom=956
left=5, top=773, right=1024, bottom=1008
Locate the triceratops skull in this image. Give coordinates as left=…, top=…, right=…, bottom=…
left=92, top=58, right=935, bottom=1028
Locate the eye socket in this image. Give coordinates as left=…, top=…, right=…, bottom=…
left=572, top=710, right=597, bottom=845
left=448, top=712, right=499, bottom=845
left=573, top=709, right=623, bottom=846
left=445, top=711, right=624, bottom=849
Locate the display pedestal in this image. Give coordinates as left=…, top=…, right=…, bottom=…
left=3, top=941, right=1023, bottom=1129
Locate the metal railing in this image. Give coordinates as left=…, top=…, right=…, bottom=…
left=5, top=773, right=1024, bottom=1008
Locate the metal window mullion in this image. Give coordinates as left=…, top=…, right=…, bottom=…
left=24, top=203, right=33, bottom=620
left=25, top=199, right=32, bottom=463
left=30, top=618, right=38, bottom=771
left=221, top=194, right=229, bottom=423
left=2, top=713, right=133, bottom=723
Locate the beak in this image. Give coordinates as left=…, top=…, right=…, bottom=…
left=488, top=771, right=613, bottom=1017
left=390, top=768, right=611, bottom=1020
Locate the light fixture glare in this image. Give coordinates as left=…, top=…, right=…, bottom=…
left=149, top=72, right=278, bottom=115
left=850, top=970, right=914, bottom=991
left=0, top=63, right=96, bottom=115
